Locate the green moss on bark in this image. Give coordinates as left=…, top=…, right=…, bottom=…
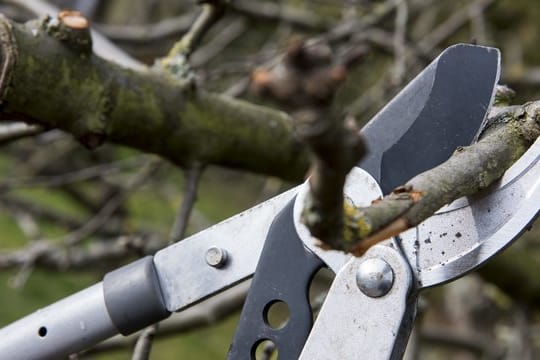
left=0, top=15, right=308, bottom=180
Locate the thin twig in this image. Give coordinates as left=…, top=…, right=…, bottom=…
left=63, top=159, right=161, bottom=246
left=230, top=0, right=329, bottom=31
left=12, top=210, right=41, bottom=239
left=170, top=164, right=203, bottom=243
left=317, top=0, right=397, bottom=44
left=417, top=0, right=495, bottom=56
left=0, top=122, right=44, bottom=146
left=468, top=0, right=489, bottom=44
left=0, top=234, right=166, bottom=270
left=0, top=195, right=123, bottom=238
left=131, top=325, right=158, bottom=360
left=392, top=0, right=409, bottom=87
left=191, top=19, right=246, bottom=67
left=420, top=325, right=505, bottom=358
left=94, top=13, right=194, bottom=43
left=514, top=303, right=535, bottom=360
left=347, top=0, right=495, bottom=118
left=0, top=156, right=148, bottom=190
left=132, top=163, right=203, bottom=359
left=9, top=211, right=42, bottom=288
left=159, top=1, right=226, bottom=69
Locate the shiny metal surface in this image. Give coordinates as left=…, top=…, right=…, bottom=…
left=299, top=245, right=415, bottom=360
left=356, top=258, right=394, bottom=298
left=205, top=246, right=228, bottom=268
left=293, top=167, right=383, bottom=273
left=400, top=137, right=540, bottom=288
left=154, top=187, right=298, bottom=312
left=359, top=44, right=500, bottom=193
left=0, top=283, right=117, bottom=360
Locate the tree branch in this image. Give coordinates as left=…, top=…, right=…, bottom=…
left=169, top=164, right=203, bottom=243
left=0, top=234, right=165, bottom=270
left=155, top=0, right=227, bottom=79
left=340, top=101, right=540, bottom=255
left=0, top=14, right=308, bottom=180
left=251, top=39, right=368, bottom=248
left=230, top=0, right=329, bottom=31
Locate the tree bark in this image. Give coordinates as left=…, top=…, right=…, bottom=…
left=342, top=102, right=540, bottom=255
left=0, top=14, right=308, bottom=181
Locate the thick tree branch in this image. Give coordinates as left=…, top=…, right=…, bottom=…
left=0, top=14, right=308, bottom=180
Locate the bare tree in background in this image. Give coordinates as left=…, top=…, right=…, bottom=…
left=0, top=0, right=539, bottom=359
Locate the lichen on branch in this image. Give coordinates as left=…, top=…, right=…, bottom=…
left=0, top=13, right=308, bottom=180
left=250, top=38, right=369, bottom=249
left=341, top=101, right=540, bottom=255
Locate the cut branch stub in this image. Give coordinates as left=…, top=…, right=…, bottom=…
left=250, top=38, right=369, bottom=108
left=41, top=11, right=92, bottom=54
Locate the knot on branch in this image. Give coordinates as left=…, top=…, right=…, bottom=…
left=73, top=87, right=114, bottom=150
left=494, top=85, right=515, bottom=106
left=77, top=132, right=106, bottom=150
left=250, top=38, right=369, bottom=109
left=41, top=11, right=92, bottom=55
left=250, top=39, right=369, bottom=250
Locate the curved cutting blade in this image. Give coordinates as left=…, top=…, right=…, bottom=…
left=358, top=44, right=500, bottom=194
left=400, top=137, right=540, bottom=288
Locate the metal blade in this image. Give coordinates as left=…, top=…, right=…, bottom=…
left=358, top=44, right=500, bottom=194
left=225, top=44, right=500, bottom=358
left=399, top=136, right=540, bottom=288
left=228, top=169, right=382, bottom=360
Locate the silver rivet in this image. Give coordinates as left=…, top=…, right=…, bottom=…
left=205, top=247, right=228, bottom=268
left=356, top=258, right=394, bottom=298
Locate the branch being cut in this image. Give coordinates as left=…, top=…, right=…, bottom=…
left=339, top=101, right=540, bottom=255
left=251, top=38, right=368, bottom=249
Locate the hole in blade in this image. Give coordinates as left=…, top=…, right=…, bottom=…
left=38, top=326, right=47, bottom=337
left=263, top=300, right=290, bottom=330
left=252, top=339, right=278, bottom=360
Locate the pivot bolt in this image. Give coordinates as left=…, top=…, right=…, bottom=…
left=205, top=247, right=228, bottom=268
left=356, top=258, right=394, bottom=298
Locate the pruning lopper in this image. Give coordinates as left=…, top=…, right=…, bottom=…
left=1, top=44, right=539, bottom=360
